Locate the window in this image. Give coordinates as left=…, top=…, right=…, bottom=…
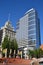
left=29, top=12, right=35, bottom=16
left=29, top=16, right=35, bottom=21
left=28, top=20, right=35, bottom=25
left=28, top=25, right=36, bottom=30
left=28, top=40, right=36, bottom=45
left=16, top=22, right=19, bottom=29
left=16, top=21, right=19, bottom=30
left=16, top=22, right=19, bottom=26
left=28, top=35, right=36, bottom=39
left=16, top=26, right=19, bottom=29
left=28, top=30, right=36, bottom=34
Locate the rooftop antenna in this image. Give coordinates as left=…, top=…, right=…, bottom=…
left=8, top=13, right=10, bottom=21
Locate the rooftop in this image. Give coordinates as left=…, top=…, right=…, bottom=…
left=25, top=8, right=35, bottom=15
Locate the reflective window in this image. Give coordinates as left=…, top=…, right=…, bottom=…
left=28, top=35, right=36, bottom=39
left=28, top=40, right=36, bottom=45
left=16, top=22, right=19, bottom=29
left=28, top=30, right=36, bottom=34
left=28, top=20, right=35, bottom=25
left=29, top=12, right=35, bottom=16
left=29, top=16, right=35, bottom=21
left=16, top=22, right=19, bottom=26
left=28, top=25, right=36, bottom=30
left=16, top=26, right=19, bottom=29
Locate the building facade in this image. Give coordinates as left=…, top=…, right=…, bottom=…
left=16, top=8, right=41, bottom=49
left=0, top=20, right=16, bottom=46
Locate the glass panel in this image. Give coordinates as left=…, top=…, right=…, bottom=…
left=28, top=25, right=35, bottom=30
left=28, top=20, right=35, bottom=25
left=28, top=30, right=36, bottom=34
left=29, top=12, right=35, bottom=16
left=16, top=22, right=19, bottom=29
left=16, top=26, right=19, bottom=29
left=29, top=16, right=35, bottom=21
left=28, top=35, right=36, bottom=39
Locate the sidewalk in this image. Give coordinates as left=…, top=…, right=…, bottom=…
left=0, top=63, right=30, bottom=65
left=0, top=58, right=31, bottom=65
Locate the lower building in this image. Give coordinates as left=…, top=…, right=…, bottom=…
left=0, top=20, right=16, bottom=46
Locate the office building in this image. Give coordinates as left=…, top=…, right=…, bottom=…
left=16, top=8, right=41, bottom=49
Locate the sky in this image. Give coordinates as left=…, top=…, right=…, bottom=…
left=0, top=0, right=43, bottom=44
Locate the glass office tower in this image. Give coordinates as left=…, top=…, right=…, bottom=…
left=16, top=8, right=41, bottom=49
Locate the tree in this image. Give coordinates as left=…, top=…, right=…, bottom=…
left=2, top=35, right=10, bottom=57
left=10, top=39, right=18, bottom=57
left=14, top=39, right=18, bottom=51
left=2, top=35, right=18, bottom=58
left=28, top=48, right=43, bottom=59
left=28, top=50, right=34, bottom=59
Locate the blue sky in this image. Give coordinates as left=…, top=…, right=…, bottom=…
left=0, top=0, right=43, bottom=44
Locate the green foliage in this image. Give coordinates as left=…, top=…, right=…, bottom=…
left=10, top=39, right=18, bottom=50
left=10, top=39, right=18, bottom=57
left=29, top=50, right=34, bottom=58
left=14, top=39, right=18, bottom=50
left=28, top=48, right=43, bottom=58
left=10, top=40, right=15, bottom=50
left=2, top=35, right=18, bottom=58
left=2, top=35, right=9, bottom=49
left=2, top=35, right=10, bottom=57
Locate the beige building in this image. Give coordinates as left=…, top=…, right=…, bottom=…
left=0, top=20, right=16, bottom=46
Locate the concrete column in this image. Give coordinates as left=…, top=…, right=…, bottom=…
left=9, top=49, right=12, bottom=58
left=21, top=51, right=22, bottom=59
left=5, top=49, right=7, bottom=58
left=14, top=50, right=15, bottom=57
